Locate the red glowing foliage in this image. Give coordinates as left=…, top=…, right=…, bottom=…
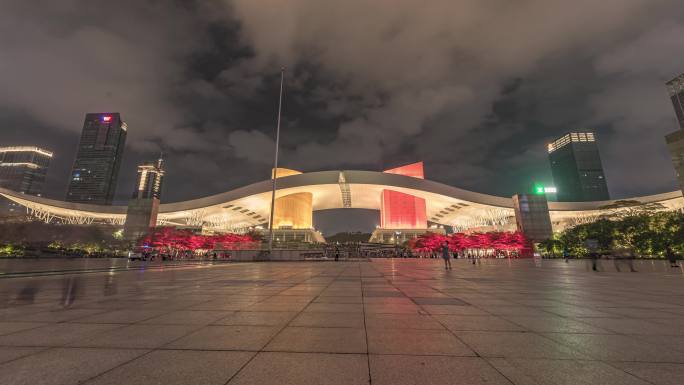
left=408, top=231, right=531, bottom=256
left=138, top=227, right=260, bottom=251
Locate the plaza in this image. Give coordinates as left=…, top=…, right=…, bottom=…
left=1, top=258, right=683, bottom=384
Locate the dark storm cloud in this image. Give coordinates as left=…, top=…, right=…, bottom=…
left=227, top=0, right=684, bottom=195
left=1, top=0, right=684, bottom=206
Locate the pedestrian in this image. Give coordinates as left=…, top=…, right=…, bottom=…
left=590, top=251, right=599, bottom=272
left=441, top=241, right=452, bottom=270
left=666, top=246, right=679, bottom=268
left=563, top=247, right=570, bottom=263
left=334, top=246, right=340, bottom=261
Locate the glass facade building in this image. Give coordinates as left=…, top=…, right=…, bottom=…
left=666, top=130, right=684, bottom=192
left=548, top=132, right=610, bottom=202
left=0, top=146, right=52, bottom=196
left=666, top=74, right=684, bottom=194
left=667, top=73, right=684, bottom=130
left=66, top=113, right=127, bottom=205
left=512, top=193, right=552, bottom=241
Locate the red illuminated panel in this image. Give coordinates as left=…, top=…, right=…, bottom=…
left=102, top=116, right=112, bottom=122
left=383, top=162, right=424, bottom=179
left=380, top=189, right=427, bottom=229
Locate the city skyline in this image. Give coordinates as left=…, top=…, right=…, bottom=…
left=1, top=1, right=683, bottom=211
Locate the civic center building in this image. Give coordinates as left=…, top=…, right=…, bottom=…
left=1, top=162, right=683, bottom=243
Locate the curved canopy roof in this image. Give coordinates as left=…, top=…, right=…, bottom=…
left=2, top=170, right=682, bottom=231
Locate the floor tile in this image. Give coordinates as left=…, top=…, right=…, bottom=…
left=141, top=310, right=233, bottom=325
left=611, top=362, right=684, bottom=385
left=436, top=315, right=526, bottom=332
left=0, top=323, right=122, bottom=347
left=0, top=322, right=48, bottom=336
left=456, top=331, right=586, bottom=359
left=0, top=347, right=147, bottom=385
left=488, top=358, right=650, bottom=385
left=214, top=311, right=297, bottom=326
left=370, top=355, right=512, bottom=385
left=228, top=352, right=369, bottom=385
left=291, top=312, right=365, bottom=328
left=167, top=325, right=279, bottom=351
left=74, top=309, right=168, bottom=324
left=266, top=327, right=367, bottom=353
left=543, top=333, right=684, bottom=362
left=367, top=328, right=474, bottom=356
left=365, top=313, right=444, bottom=330
left=71, top=324, right=199, bottom=348
left=86, top=350, right=254, bottom=385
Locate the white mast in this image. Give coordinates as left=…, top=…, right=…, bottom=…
left=267, top=68, right=285, bottom=254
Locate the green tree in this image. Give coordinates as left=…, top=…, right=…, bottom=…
left=559, top=210, right=684, bottom=258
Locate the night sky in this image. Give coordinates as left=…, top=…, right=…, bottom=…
left=1, top=1, right=684, bottom=234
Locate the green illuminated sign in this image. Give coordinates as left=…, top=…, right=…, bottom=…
left=533, top=184, right=557, bottom=195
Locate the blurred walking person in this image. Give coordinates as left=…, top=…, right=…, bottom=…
left=442, top=242, right=452, bottom=270
left=667, top=246, right=679, bottom=268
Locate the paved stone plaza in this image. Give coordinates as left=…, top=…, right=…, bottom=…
left=1, top=258, right=683, bottom=384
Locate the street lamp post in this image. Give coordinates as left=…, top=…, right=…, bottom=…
left=267, top=68, right=285, bottom=255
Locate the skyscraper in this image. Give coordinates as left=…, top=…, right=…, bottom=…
left=665, top=130, right=684, bottom=192
left=667, top=73, right=684, bottom=130
left=132, top=157, right=165, bottom=199
left=666, top=73, right=684, bottom=194
left=124, top=157, right=164, bottom=239
left=0, top=146, right=52, bottom=196
left=66, top=113, right=127, bottom=205
left=548, top=132, right=610, bottom=202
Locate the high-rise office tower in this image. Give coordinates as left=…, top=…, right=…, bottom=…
left=66, top=113, right=127, bottom=205
left=0, top=146, right=53, bottom=196
left=132, top=157, right=165, bottom=199
left=667, top=73, right=684, bottom=130
left=666, top=73, right=684, bottom=193
left=124, top=156, right=164, bottom=239
left=666, top=130, right=684, bottom=192
left=548, top=132, right=610, bottom=202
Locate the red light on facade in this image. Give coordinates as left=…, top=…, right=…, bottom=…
left=380, top=189, right=427, bottom=229
left=383, top=162, right=424, bottom=179
left=102, top=116, right=112, bottom=122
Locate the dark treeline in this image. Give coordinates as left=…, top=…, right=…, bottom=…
left=0, top=222, right=127, bottom=256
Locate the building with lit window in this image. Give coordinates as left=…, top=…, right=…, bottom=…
left=133, top=158, right=165, bottom=199
left=0, top=146, right=52, bottom=196
left=667, top=73, right=684, bottom=130
left=548, top=132, right=610, bottom=202
left=666, top=74, right=684, bottom=195
left=666, top=131, right=684, bottom=194
left=66, top=113, right=127, bottom=205
left=124, top=157, right=164, bottom=239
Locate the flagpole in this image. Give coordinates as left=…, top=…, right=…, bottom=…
left=267, top=68, right=285, bottom=254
